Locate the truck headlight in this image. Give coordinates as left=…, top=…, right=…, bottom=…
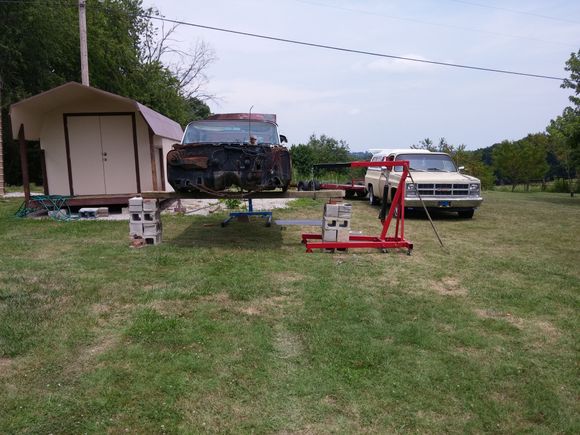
left=406, top=183, right=417, bottom=196
left=469, top=183, right=480, bottom=196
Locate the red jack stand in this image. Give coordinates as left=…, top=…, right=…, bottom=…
left=301, top=160, right=414, bottom=255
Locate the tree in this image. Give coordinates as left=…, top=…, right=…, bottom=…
left=0, top=0, right=214, bottom=185
left=493, top=134, right=549, bottom=191
left=290, top=134, right=350, bottom=179
left=545, top=50, right=580, bottom=196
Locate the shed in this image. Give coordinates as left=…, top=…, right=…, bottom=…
left=10, top=82, right=182, bottom=205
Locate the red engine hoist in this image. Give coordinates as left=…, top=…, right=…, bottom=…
left=301, top=160, right=414, bottom=254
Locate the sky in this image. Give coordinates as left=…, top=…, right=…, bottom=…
left=141, top=0, right=580, bottom=152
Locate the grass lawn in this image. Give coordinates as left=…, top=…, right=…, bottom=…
left=0, top=191, right=578, bottom=433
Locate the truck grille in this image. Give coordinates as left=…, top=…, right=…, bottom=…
left=417, top=183, right=469, bottom=196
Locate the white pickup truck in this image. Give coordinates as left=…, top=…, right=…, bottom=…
left=364, top=149, right=483, bottom=218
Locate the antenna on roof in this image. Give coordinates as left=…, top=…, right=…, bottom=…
left=248, top=105, right=254, bottom=142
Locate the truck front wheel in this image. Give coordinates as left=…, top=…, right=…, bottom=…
left=458, top=209, right=475, bottom=219
left=368, top=185, right=380, bottom=205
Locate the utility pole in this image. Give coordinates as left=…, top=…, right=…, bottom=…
left=79, top=0, right=90, bottom=86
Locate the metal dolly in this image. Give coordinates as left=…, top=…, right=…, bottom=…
left=221, top=198, right=272, bottom=227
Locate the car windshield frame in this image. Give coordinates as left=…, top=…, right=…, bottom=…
left=182, top=120, right=279, bottom=145
left=394, top=153, right=457, bottom=172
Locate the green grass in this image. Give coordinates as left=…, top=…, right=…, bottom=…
left=0, top=192, right=578, bottom=433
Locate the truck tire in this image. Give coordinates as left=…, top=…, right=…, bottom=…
left=458, top=209, right=475, bottom=219
left=368, top=185, right=380, bottom=205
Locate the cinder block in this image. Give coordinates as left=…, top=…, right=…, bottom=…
left=337, top=228, right=350, bottom=242
left=79, top=208, right=98, bottom=219
left=143, top=222, right=161, bottom=236
left=130, top=221, right=143, bottom=236
left=323, top=218, right=338, bottom=229
left=337, top=219, right=351, bottom=228
left=143, top=211, right=161, bottom=222
left=144, top=234, right=162, bottom=245
left=142, top=199, right=158, bottom=212
left=130, top=212, right=143, bottom=222
left=96, top=207, right=109, bottom=217
left=323, top=229, right=337, bottom=242
left=129, top=197, right=143, bottom=207
left=324, top=203, right=339, bottom=217
left=129, top=205, right=143, bottom=213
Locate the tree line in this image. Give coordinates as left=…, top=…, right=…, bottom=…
left=0, top=0, right=214, bottom=186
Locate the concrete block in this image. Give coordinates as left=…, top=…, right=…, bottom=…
left=130, top=222, right=143, bottom=236
left=322, top=229, right=337, bottom=242
left=324, top=203, right=339, bottom=217
left=129, top=197, right=143, bottom=207
left=143, top=222, right=161, bottom=236
left=130, top=212, right=142, bottom=222
left=323, top=217, right=338, bottom=229
left=129, top=205, right=143, bottom=213
left=79, top=208, right=98, bottom=219
left=337, top=228, right=350, bottom=242
left=143, top=210, right=161, bottom=222
left=96, top=207, right=109, bottom=217
left=337, top=219, right=351, bottom=228
left=142, top=199, right=158, bottom=212
left=144, top=233, right=162, bottom=245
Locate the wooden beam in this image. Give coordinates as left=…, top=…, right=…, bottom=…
left=18, top=124, right=30, bottom=202
left=63, top=114, right=74, bottom=196
left=141, top=189, right=346, bottom=200
left=40, top=149, right=49, bottom=195
left=148, top=126, right=158, bottom=191
left=130, top=113, right=141, bottom=193
left=158, top=148, right=166, bottom=191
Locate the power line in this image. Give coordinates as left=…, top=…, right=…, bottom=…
left=291, top=0, right=577, bottom=48
left=447, top=0, right=580, bottom=25
left=146, top=15, right=566, bottom=81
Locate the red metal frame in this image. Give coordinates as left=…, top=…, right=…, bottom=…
left=301, top=160, right=413, bottom=254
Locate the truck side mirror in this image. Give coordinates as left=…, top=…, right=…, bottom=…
left=280, top=134, right=288, bottom=143
left=458, top=166, right=465, bottom=172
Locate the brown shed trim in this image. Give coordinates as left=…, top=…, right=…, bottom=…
left=158, top=148, right=166, bottom=191
left=18, top=124, right=30, bottom=202
left=62, top=114, right=74, bottom=196
left=40, top=149, right=49, bottom=195
left=148, top=125, right=158, bottom=191
left=130, top=112, right=141, bottom=193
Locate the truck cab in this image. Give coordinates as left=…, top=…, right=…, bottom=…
left=364, top=149, right=483, bottom=218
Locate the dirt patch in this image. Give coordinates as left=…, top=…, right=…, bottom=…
left=274, top=325, right=303, bottom=360
left=474, top=309, right=561, bottom=344
left=270, top=271, right=306, bottom=294
left=0, top=357, right=14, bottom=377
left=432, top=277, right=468, bottom=296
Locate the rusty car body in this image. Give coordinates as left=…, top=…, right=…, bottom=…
left=167, top=113, right=292, bottom=194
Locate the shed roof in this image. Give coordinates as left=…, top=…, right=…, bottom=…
left=10, top=82, right=183, bottom=141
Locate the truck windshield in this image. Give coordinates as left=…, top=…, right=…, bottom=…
left=183, top=120, right=279, bottom=145
left=394, top=154, right=457, bottom=172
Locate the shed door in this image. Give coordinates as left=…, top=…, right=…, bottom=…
left=68, top=115, right=137, bottom=195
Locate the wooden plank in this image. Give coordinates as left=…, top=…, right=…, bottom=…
left=140, top=189, right=346, bottom=200
left=18, top=124, right=30, bottom=202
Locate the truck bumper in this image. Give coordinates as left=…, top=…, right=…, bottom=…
left=404, top=196, right=483, bottom=210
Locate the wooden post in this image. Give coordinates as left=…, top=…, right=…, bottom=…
left=18, top=124, right=30, bottom=202
left=0, top=79, right=4, bottom=196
